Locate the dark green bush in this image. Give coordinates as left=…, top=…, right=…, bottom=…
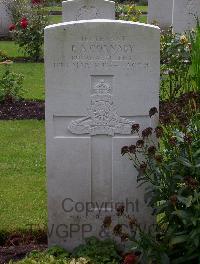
left=8, top=1, right=49, bottom=61
left=72, top=237, right=121, bottom=264
left=0, top=61, right=24, bottom=102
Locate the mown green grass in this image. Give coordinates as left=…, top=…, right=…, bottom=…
left=140, top=15, right=147, bottom=24
left=0, top=63, right=45, bottom=100
left=0, top=41, right=26, bottom=58
left=49, top=15, right=62, bottom=25
left=136, top=5, right=148, bottom=12
left=45, top=6, right=62, bottom=12
left=0, top=120, right=46, bottom=232
left=44, top=5, right=148, bottom=13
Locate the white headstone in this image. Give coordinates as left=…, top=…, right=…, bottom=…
left=0, top=1, right=12, bottom=36
left=62, top=0, right=115, bottom=22
left=45, top=19, right=160, bottom=250
left=173, top=0, right=200, bottom=33
left=148, top=0, right=173, bottom=28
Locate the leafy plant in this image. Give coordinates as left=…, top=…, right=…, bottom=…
left=121, top=91, right=200, bottom=263
left=72, top=237, right=121, bottom=264
left=8, top=247, right=89, bottom=264
left=190, top=20, right=200, bottom=90
left=0, top=61, right=24, bottom=102
left=116, top=2, right=141, bottom=22
left=0, top=50, right=8, bottom=62
left=8, top=242, right=121, bottom=264
left=8, top=0, right=49, bottom=61
left=160, top=28, right=192, bottom=100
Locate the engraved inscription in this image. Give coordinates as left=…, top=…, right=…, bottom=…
left=70, top=38, right=149, bottom=71
left=72, top=42, right=135, bottom=61
left=68, top=79, right=133, bottom=136
left=49, top=36, right=150, bottom=72
left=76, top=6, right=100, bottom=20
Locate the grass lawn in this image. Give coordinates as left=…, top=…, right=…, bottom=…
left=45, top=6, right=62, bottom=12
left=0, top=63, right=45, bottom=100
left=140, top=15, right=147, bottom=24
left=0, top=41, right=26, bottom=58
left=44, top=5, right=148, bottom=13
left=49, top=15, right=62, bottom=25
left=0, top=120, right=46, bottom=232
left=136, top=5, right=148, bottom=12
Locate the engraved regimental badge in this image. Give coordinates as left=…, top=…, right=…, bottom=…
left=68, top=80, right=133, bottom=136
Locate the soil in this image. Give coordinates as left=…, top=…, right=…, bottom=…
left=0, top=99, right=183, bottom=121
left=9, top=57, right=44, bottom=63
left=0, top=244, right=47, bottom=264
left=0, top=231, right=47, bottom=264
left=0, top=100, right=45, bottom=120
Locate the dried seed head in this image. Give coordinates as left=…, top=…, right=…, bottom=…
left=103, top=216, right=112, bottom=228
left=185, top=176, right=199, bottom=190
left=129, top=145, right=136, bottom=154
left=139, top=163, right=147, bottom=173
left=136, top=140, right=145, bottom=148
left=116, top=205, right=125, bottom=216
left=142, top=127, right=153, bottom=138
left=121, top=146, right=129, bottom=156
left=155, top=154, right=163, bottom=163
left=120, top=232, right=129, bottom=242
left=155, top=126, right=164, bottom=138
left=113, top=224, right=123, bottom=236
left=131, top=124, right=140, bottom=133
left=149, top=107, right=158, bottom=117
left=169, top=136, right=177, bottom=146
left=148, top=146, right=157, bottom=155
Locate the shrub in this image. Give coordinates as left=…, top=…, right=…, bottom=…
left=72, top=237, right=121, bottom=264
left=0, top=61, right=24, bottom=102
left=8, top=248, right=88, bottom=264
left=8, top=242, right=121, bottom=264
left=160, top=28, right=192, bottom=101
left=8, top=0, right=49, bottom=61
left=120, top=91, right=200, bottom=263
left=190, top=21, right=200, bottom=90
left=0, top=50, right=8, bottom=62
left=116, top=3, right=141, bottom=21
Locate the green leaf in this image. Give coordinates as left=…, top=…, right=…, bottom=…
left=177, top=157, right=192, bottom=168
left=170, top=235, right=188, bottom=246
left=160, top=253, right=170, bottom=264
left=177, top=195, right=193, bottom=207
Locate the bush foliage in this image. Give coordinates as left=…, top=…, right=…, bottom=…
left=7, top=0, right=49, bottom=61
left=0, top=61, right=24, bottom=102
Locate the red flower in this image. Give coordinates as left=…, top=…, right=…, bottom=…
left=9, top=24, right=16, bottom=31
left=20, top=17, right=28, bottom=29
left=32, top=0, right=42, bottom=4
left=123, top=253, right=138, bottom=264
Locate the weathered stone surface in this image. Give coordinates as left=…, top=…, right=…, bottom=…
left=62, top=0, right=115, bottom=22
left=148, top=0, right=173, bottom=28
left=45, top=20, right=160, bottom=251
left=0, top=1, right=12, bottom=36
left=173, top=0, right=200, bottom=33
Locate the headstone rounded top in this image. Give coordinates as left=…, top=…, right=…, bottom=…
left=62, top=0, right=115, bottom=22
